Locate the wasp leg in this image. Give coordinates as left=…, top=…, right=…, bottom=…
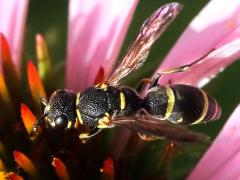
left=149, top=73, right=161, bottom=89
left=40, top=97, right=48, bottom=115
left=135, top=78, right=152, bottom=93
left=138, top=133, right=162, bottom=141
left=158, top=49, right=215, bottom=76
left=136, top=73, right=162, bottom=92
left=136, top=49, right=213, bottom=92
left=30, top=113, right=47, bottom=137
left=79, top=128, right=102, bottom=140
left=137, top=49, right=214, bottom=91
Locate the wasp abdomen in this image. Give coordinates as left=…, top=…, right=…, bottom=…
left=142, top=86, right=170, bottom=120
left=143, top=84, right=221, bottom=125
left=204, top=94, right=221, bottom=122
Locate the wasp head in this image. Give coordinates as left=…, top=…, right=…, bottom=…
left=35, top=89, right=77, bottom=133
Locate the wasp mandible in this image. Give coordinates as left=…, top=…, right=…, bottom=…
left=32, top=3, right=221, bottom=143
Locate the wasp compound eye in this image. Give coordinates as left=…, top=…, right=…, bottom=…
left=54, top=115, right=68, bottom=130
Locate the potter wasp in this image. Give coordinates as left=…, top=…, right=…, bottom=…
left=32, top=3, right=221, bottom=143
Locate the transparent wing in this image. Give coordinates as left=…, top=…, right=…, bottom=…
left=106, top=3, right=182, bottom=86
left=111, top=114, right=209, bottom=143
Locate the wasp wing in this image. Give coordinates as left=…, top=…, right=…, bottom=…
left=111, top=114, right=209, bottom=143
left=106, top=3, right=182, bottom=86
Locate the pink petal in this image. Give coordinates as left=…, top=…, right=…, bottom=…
left=157, top=0, right=240, bottom=86
left=0, top=0, right=29, bottom=72
left=188, top=104, right=240, bottom=180
left=66, top=0, right=138, bottom=90
left=210, top=152, right=240, bottom=180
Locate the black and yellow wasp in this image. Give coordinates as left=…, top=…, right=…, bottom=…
left=32, top=3, right=221, bottom=143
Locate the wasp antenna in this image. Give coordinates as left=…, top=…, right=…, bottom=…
left=30, top=113, right=47, bottom=137
left=40, top=97, right=47, bottom=106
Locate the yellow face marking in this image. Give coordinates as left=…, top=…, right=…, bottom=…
left=50, top=120, right=56, bottom=127
left=191, top=90, right=209, bottom=125
left=120, top=92, right=126, bottom=110
left=163, top=87, right=175, bottom=120
left=95, top=83, right=108, bottom=91
left=76, top=92, right=83, bottom=125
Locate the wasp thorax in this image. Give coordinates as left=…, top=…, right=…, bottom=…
left=45, top=89, right=77, bottom=130
left=77, top=87, right=109, bottom=127
left=77, top=87, right=119, bottom=128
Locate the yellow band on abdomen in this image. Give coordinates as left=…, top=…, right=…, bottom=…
left=191, top=90, right=209, bottom=125
left=163, top=87, right=175, bottom=120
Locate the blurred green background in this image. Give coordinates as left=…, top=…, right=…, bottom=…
left=23, top=0, right=240, bottom=179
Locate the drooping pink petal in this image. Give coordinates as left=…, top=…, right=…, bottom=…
left=188, top=104, right=240, bottom=180
left=0, top=0, right=29, bottom=71
left=66, top=0, right=138, bottom=90
left=209, top=152, right=240, bottom=180
left=156, top=0, right=240, bottom=86
left=162, top=27, right=240, bottom=87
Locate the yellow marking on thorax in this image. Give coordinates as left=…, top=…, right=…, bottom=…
left=163, top=87, right=175, bottom=120
left=120, top=92, right=126, bottom=110
left=76, top=92, right=83, bottom=124
left=191, top=90, right=209, bottom=125
left=98, top=113, right=114, bottom=129
left=95, top=83, right=108, bottom=91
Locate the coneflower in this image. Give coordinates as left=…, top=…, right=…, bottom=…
left=0, top=0, right=240, bottom=179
